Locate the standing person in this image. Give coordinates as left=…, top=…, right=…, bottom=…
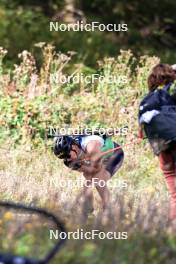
left=53, top=133, right=124, bottom=211
left=139, top=64, right=176, bottom=219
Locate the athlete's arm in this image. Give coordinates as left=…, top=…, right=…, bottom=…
left=86, top=140, right=103, bottom=165
left=77, top=140, right=103, bottom=174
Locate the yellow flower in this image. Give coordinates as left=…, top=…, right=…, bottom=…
left=3, top=212, right=14, bottom=221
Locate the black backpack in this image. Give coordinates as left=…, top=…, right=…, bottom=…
left=139, top=83, right=176, bottom=141
left=139, top=83, right=176, bottom=117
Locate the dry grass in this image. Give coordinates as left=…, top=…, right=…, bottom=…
left=0, top=45, right=175, bottom=263
left=0, top=144, right=176, bottom=264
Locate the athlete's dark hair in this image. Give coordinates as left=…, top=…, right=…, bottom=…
left=148, top=64, right=176, bottom=91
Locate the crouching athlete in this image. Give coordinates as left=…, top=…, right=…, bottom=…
left=53, top=134, right=124, bottom=211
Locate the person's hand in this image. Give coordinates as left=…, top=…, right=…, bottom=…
left=90, top=152, right=103, bottom=163
left=138, top=127, right=144, bottom=139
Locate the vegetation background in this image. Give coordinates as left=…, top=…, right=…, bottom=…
left=0, top=0, right=176, bottom=263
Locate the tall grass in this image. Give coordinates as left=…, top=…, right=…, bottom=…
left=0, top=44, right=175, bottom=264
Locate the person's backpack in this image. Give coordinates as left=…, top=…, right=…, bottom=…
left=139, top=83, right=176, bottom=142
left=139, top=83, right=176, bottom=117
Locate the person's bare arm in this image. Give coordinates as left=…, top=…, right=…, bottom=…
left=82, top=141, right=112, bottom=210
left=79, top=140, right=103, bottom=174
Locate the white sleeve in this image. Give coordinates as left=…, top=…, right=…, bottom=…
left=81, top=136, right=104, bottom=151
left=172, top=64, right=176, bottom=70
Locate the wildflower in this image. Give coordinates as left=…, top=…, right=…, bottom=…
left=3, top=211, right=14, bottom=221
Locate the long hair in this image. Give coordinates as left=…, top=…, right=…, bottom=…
left=148, top=64, right=176, bottom=92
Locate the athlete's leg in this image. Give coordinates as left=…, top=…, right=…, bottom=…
left=83, top=167, right=111, bottom=210
left=159, top=146, right=176, bottom=219
left=81, top=146, right=124, bottom=210
left=81, top=174, right=94, bottom=213
left=94, top=168, right=111, bottom=210
left=95, top=149, right=124, bottom=209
